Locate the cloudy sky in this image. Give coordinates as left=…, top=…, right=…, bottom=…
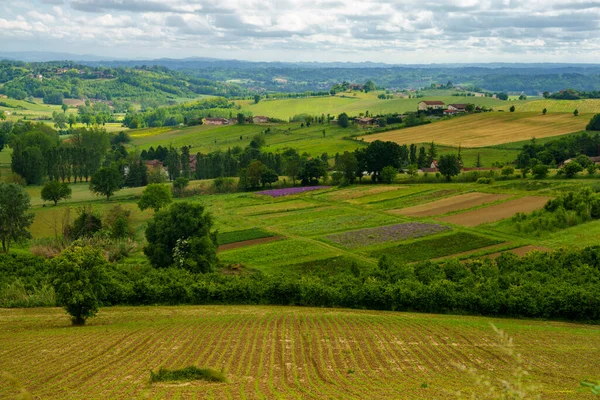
left=1, top=0, right=599, bottom=63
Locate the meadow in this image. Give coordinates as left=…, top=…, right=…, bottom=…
left=1, top=305, right=598, bottom=399
left=237, top=91, right=513, bottom=120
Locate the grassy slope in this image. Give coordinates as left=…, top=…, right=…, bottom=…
left=1, top=306, right=598, bottom=399
left=238, top=91, right=511, bottom=120
left=360, top=112, right=591, bottom=148
left=497, top=98, right=600, bottom=113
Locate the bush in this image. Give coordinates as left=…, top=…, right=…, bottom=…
left=563, top=161, right=583, bottom=178
left=213, top=177, right=236, bottom=193
left=532, top=164, right=549, bottom=179
left=173, top=177, right=190, bottom=197
left=69, top=206, right=102, bottom=239
left=138, top=184, right=173, bottom=212
left=476, top=177, right=494, bottom=184
left=104, top=205, right=134, bottom=239
left=501, top=165, right=514, bottom=177
left=150, top=367, right=227, bottom=383
left=380, top=166, right=398, bottom=184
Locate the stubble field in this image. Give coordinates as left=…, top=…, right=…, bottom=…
left=1, top=306, right=599, bottom=399
left=360, top=112, right=590, bottom=147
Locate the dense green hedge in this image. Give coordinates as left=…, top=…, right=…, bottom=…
left=2, top=247, right=600, bottom=322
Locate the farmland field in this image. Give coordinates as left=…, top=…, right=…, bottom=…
left=394, top=192, right=511, bottom=217
left=238, top=92, right=511, bottom=120
left=497, top=98, right=600, bottom=113
left=1, top=305, right=598, bottom=399
left=438, top=196, right=550, bottom=227
left=359, top=112, right=590, bottom=147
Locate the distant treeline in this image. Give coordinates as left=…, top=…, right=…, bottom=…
left=516, top=131, right=600, bottom=168
left=0, top=61, right=248, bottom=105
left=3, top=245, right=600, bottom=322
left=546, top=88, right=600, bottom=100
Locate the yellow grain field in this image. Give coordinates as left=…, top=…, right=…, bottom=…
left=360, top=112, right=590, bottom=147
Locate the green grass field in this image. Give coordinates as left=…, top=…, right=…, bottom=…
left=1, top=305, right=598, bottom=399
left=238, top=91, right=512, bottom=120
left=498, top=98, right=600, bottom=113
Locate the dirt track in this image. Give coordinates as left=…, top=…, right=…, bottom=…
left=438, top=196, right=550, bottom=227
left=393, top=192, right=511, bottom=217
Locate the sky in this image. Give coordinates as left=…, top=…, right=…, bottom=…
left=1, top=0, right=599, bottom=63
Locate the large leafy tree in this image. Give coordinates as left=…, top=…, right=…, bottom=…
left=50, top=246, right=109, bottom=325
left=365, top=140, right=401, bottom=181
left=89, top=166, right=123, bottom=200
left=41, top=180, right=72, bottom=206
left=437, top=154, right=461, bottom=181
left=138, top=184, right=173, bottom=212
left=144, top=202, right=218, bottom=273
left=0, top=183, right=35, bottom=253
left=337, top=112, right=349, bottom=128
left=338, top=151, right=358, bottom=184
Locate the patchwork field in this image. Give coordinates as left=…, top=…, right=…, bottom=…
left=438, top=196, right=550, bottom=227
left=394, top=192, right=511, bottom=217
left=2, top=306, right=597, bottom=399
left=359, top=112, right=590, bottom=147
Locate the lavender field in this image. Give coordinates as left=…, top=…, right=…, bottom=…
left=323, top=222, right=451, bottom=249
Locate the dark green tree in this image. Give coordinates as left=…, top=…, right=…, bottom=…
left=510, top=105, right=516, bottom=112
left=365, top=141, right=401, bottom=181
left=144, top=202, right=218, bottom=273
left=542, top=108, right=547, bottom=115
left=89, top=166, right=123, bottom=200
left=586, top=114, right=600, bottom=131
left=437, top=154, right=461, bottom=181
left=338, top=151, right=358, bottom=184
left=337, top=113, right=349, bottom=128
left=364, top=80, right=376, bottom=93
left=574, top=109, right=579, bottom=117
left=260, top=166, right=279, bottom=187
left=41, top=180, right=72, bottom=206
left=563, top=161, right=583, bottom=178
left=253, top=94, right=261, bottom=104
left=0, top=183, right=34, bottom=253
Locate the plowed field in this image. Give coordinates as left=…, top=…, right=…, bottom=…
left=1, top=306, right=598, bottom=399
left=393, top=192, right=511, bottom=217
left=438, top=196, right=550, bottom=227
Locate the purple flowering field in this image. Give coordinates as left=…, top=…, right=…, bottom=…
left=256, top=186, right=331, bottom=198
left=324, top=222, right=451, bottom=249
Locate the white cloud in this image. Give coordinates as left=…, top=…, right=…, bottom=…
left=0, top=0, right=598, bottom=62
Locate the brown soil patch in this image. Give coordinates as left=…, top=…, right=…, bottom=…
left=437, top=196, right=550, bottom=227
left=433, top=243, right=508, bottom=261
left=63, top=99, right=85, bottom=107
left=393, top=192, right=511, bottom=217
left=483, top=245, right=551, bottom=260
left=218, top=236, right=284, bottom=252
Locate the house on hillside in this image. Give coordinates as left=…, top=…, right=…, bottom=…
left=448, top=104, right=468, bottom=112
left=560, top=155, right=600, bottom=168
left=355, top=117, right=375, bottom=126
left=253, top=116, right=270, bottom=124
left=203, top=117, right=230, bottom=125
left=418, top=101, right=445, bottom=111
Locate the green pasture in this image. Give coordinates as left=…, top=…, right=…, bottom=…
left=497, top=98, right=600, bottom=114
left=238, top=91, right=513, bottom=119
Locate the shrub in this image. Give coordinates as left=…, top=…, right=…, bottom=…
left=150, top=367, right=227, bottom=383
left=173, top=177, right=190, bottom=197
left=476, top=177, right=494, bottom=184
left=501, top=165, right=514, bottom=177
left=563, top=161, right=583, bottom=178
left=68, top=206, right=102, bottom=239
left=532, top=164, right=549, bottom=179
left=104, top=205, right=134, bottom=239
left=380, top=166, right=398, bottom=184
left=213, top=177, right=236, bottom=193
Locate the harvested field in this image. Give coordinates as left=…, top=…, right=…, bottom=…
left=324, top=222, right=450, bottom=249
left=2, top=306, right=598, bottom=399
left=393, top=192, right=511, bottom=217
left=483, top=245, right=551, bottom=260
left=218, top=236, right=284, bottom=252
left=359, top=112, right=589, bottom=147
left=438, top=196, right=550, bottom=227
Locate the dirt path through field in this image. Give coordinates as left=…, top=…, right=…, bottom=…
left=218, top=236, right=285, bottom=252
left=438, top=196, right=550, bottom=227
left=393, top=192, right=511, bottom=217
